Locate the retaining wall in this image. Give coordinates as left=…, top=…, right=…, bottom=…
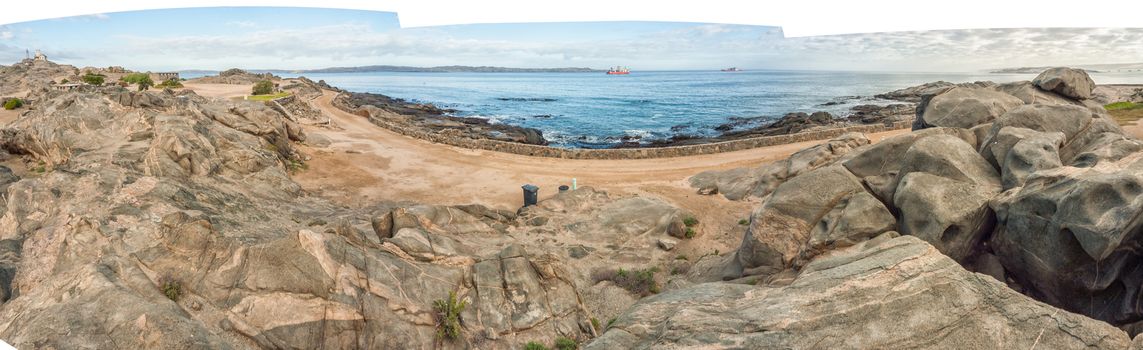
left=372, top=115, right=909, bottom=160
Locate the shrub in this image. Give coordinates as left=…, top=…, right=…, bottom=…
left=252, top=79, right=275, bottom=95
left=433, top=290, right=468, bottom=340
left=592, top=267, right=660, bottom=296
left=682, top=216, right=699, bottom=227
left=555, top=337, right=578, bottom=350
left=81, top=73, right=104, bottom=85
left=159, top=275, right=182, bottom=301
left=3, top=98, right=23, bottom=110
left=524, top=341, right=549, bottom=350
left=684, top=227, right=696, bottom=239
left=607, top=318, right=617, bottom=329
left=738, top=219, right=749, bottom=225
left=59, top=78, right=69, bottom=84
left=157, top=78, right=183, bottom=89
left=590, top=317, right=602, bottom=332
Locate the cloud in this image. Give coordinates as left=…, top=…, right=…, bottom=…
left=227, top=21, right=258, bottom=28
left=46, top=21, right=1143, bottom=72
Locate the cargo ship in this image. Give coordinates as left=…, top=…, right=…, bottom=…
left=607, top=66, right=630, bottom=75
left=721, top=67, right=742, bottom=72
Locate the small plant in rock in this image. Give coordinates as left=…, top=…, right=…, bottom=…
left=3, top=98, right=23, bottom=110
left=433, top=290, right=468, bottom=340
left=738, top=218, right=749, bottom=225
left=684, top=227, right=696, bottom=239
left=592, top=267, right=660, bottom=297
left=524, top=341, right=550, bottom=350
left=590, top=317, right=602, bottom=333
left=606, top=318, right=617, bottom=329
left=555, top=337, right=578, bottom=350
left=159, top=275, right=182, bottom=301
left=683, top=216, right=699, bottom=227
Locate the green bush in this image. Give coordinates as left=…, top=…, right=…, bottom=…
left=684, top=227, right=696, bottom=239
left=81, top=73, right=104, bottom=85
left=3, top=98, right=23, bottom=110
left=738, top=218, right=749, bottom=225
left=592, top=267, right=660, bottom=296
left=157, top=78, right=183, bottom=89
left=121, top=73, right=154, bottom=91
left=1105, top=101, right=1143, bottom=111
left=433, top=290, right=468, bottom=340
left=555, top=337, right=578, bottom=350
left=683, top=216, right=699, bottom=227
left=159, top=275, right=182, bottom=301
left=252, top=79, right=275, bottom=95
left=59, top=78, right=69, bottom=84
left=524, top=341, right=550, bottom=350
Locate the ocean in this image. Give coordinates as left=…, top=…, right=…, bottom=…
left=270, top=70, right=1143, bottom=148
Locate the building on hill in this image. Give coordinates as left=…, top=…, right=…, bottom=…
left=151, top=72, right=179, bottom=81
left=52, top=83, right=82, bottom=91
left=33, top=50, right=46, bottom=62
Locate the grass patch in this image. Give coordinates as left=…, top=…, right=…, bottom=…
left=524, top=342, right=550, bottom=350
left=684, top=227, right=696, bottom=239
left=1105, top=101, right=1143, bottom=111
left=247, top=92, right=291, bottom=101
left=590, top=317, right=602, bottom=333
left=3, top=98, right=23, bottom=110
left=682, top=216, right=699, bottom=227
left=159, top=275, right=182, bottom=301
left=433, top=290, right=468, bottom=340
left=738, top=218, right=749, bottom=225
left=592, top=267, right=660, bottom=296
left=1106, top=101, right=1143, bottom=126
left=555, top=337, right=578, bottom=350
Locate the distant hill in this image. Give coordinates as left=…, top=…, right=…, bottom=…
left=991, top=63, right=1143, bottom=74
left=297, top=65, right=604, bottom=73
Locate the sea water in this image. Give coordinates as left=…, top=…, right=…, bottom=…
left=276, top=70, right=1143, bottom=148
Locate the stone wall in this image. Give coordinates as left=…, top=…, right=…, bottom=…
left=369, top=113, right=910, bottom=160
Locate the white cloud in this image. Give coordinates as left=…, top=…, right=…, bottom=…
left=226, top=21, right=258, bottom=28
left=51, top=24, right=1143, bottom=72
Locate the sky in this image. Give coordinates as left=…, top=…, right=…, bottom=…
left=2, top=7, right=1143, bottom=72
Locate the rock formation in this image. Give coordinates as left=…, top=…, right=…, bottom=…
left=665, top=67, right=1143, bottom=348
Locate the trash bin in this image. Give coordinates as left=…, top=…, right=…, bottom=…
left=522, top=184, right=539, bottom=207
left=558, top=185, right=569, bottom=193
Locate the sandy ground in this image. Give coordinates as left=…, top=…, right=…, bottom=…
left=276, top=90, right=909, bottom=254
left=295, top=90, right=908, bottom=209
left=182, top=82, right=252, bottom=99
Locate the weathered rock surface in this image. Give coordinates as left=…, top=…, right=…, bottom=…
left=735, top=165, right=895, bottom=272
left=1034, top=67, right=1097, bottom=100
left=588, top=235, right=1132, bottom=349
left=914, top=86, right=1024, bottom=130
left=689, top=132, right=869, bottom=200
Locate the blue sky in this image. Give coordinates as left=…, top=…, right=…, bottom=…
left=1, top=7, right=1142, bottom=72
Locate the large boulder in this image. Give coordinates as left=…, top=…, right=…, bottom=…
left=914, top=86, right=1023, bottom=130
left=893, top=172, right=996, bottom=262
left=735, top=165, right=895, bottom=273
left=978, top=103, right=1119, bottom=167
left=841, top=127, right=977, bottom=204
left=896, top=134, right=1001, bottom=190
left=586, top=235, right=1132, bottom=349
left=990, top=161, right=1143, bottom=326
left=1033, top=67, right=1096, bottom=100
